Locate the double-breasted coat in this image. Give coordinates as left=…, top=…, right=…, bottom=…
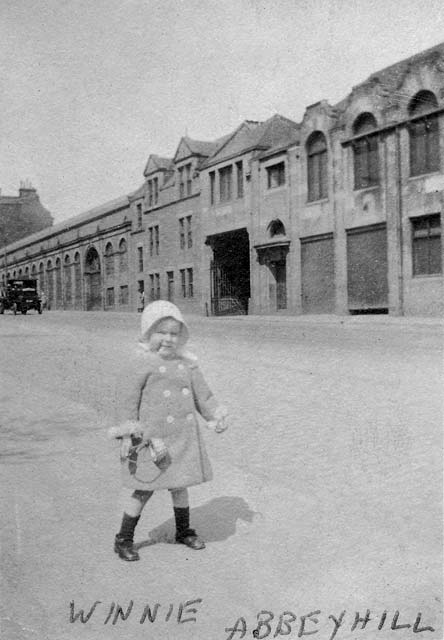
left=120, top=348, right=218, bottom=491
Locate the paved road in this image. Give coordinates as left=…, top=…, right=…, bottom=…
left=0, top=311, right=442, bottom=640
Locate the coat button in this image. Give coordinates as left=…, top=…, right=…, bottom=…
left=186, top=413, right=193, bottom=421
left=163, top=390, right=171, bottom=397
left=182, top=388, right=190, bottom=396
left=166, top=415, right=174, bottom=424
left=159, top=366, right=166, bottom=373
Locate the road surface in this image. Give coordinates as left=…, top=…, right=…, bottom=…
left=0, top=311, right=442, bottom=640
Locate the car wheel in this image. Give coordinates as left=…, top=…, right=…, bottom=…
left=21, top=309, right=27, bottom=315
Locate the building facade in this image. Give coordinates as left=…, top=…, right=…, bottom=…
left=2, top=44, right=443, bottom=316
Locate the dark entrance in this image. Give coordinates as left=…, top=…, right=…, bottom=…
left=255, top=240, right=290, bottom=312
left=207, top=229, right=250, bottom=315
left=84, top=247, right=102, bottom=310
left=346, top=223, right=388, bottom=313
left=274, top=261, right=287, bottom=310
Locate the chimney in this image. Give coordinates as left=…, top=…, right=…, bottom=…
left=19, top=179, right=37, bottom=198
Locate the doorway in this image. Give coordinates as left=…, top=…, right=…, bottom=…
left=207, top=229, right=250, bottom=315
left=84, top=247, right=102, bottom=310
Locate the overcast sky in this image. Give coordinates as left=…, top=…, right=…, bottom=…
left=1, top=0, right=443, bottom=223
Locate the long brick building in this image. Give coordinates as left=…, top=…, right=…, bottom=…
left=2, top=44, right=443, bottom=316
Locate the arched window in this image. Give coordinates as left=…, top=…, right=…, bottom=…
left=39, top=262, right=44, bottom=292
left=64, top=255, right=72, bottom=306
left=268, top=219, right=286, bottom=237
left=18, top=268, right=23, bottom=276
left=74, top=252, right=82, bottom=308
left=46, top=260, right=54, bottom=305
left=105, top=242, right=114, bottom=277
left=55, top=258, right=62, bottom=307
left=307, top=132, right=328, bottom=201
left=25, top=266, right=29, bottom=276
left=31, top=264, right=37, bottom=276
left=119, top=239, right=128, bottom=272
left=409, top=90, right=439, bottom=176
left=353, top=113, right=379, bottom=189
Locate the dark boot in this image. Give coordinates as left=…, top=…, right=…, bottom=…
left=114, top=535, right=140, bottom=561
left=114, top=513, right=140, bottom=561
left=174, top=507, right=206, bottom=550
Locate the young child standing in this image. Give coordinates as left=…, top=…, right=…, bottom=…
left=108, top=300, right=227, bottom=561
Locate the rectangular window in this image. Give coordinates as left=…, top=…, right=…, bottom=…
left=354, top=136, right=379, bottom=189
left=210, top=171, right=215, bottom=205
left=155, top=225, right=159, bottom=255
left=180, top=269, right=186, bottom=297
left=149, top=227, right=154, bottom=257
left=148, top=181, right=153, bottom=208
left=106, top=287, right=115, bottom=307
left=236, top=161, right=244, bottom=198
left=136, top=203, right=143, bottom=227
left=167, top=271, right=174, bottom=301
left=153, top=178, right=159, bottom=205
left=179, top=218, right=185, bottom=249
left=410, top=116, right=440, bottom=176
left=412, top=214, right=442, bottom=276
left=119, top=285, right=129, bottom=305
left=308, top=151, right=328, bottom=201
left=179, top=168, right=184, bottom=199
left=137, top=246, right=143, bottom=272
left=155, top=273, right=160, bottom=299
left=186, top=164, right=192, bottom=196
left=187, top=267, right=194, bottom=297
left=219, top=165, right=232, bottom=202
left=267, top=162, right=286, bottom=189
left=149, top=274, right=155, bottom=301
left=186, top=216, right=192, bottom=248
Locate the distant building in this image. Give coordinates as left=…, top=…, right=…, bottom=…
left=1, top=43, right=443, bottom=316
left=0, top=182, right=53, bottom=247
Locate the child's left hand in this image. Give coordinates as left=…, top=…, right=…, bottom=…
left=213, top=405, right=229, bottom=433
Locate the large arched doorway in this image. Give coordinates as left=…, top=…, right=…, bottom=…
left=84, top=247, right=102, bottom=310
left=206, top=228, right=250, bottom=315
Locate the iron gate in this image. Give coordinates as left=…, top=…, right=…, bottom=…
left=210, top=261, right=248, bottom=315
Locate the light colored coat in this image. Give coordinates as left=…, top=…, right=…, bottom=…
left=120, top=348, right=218, bottom=491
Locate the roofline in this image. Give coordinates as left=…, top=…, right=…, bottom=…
left=257, top=139, right=300, bottom=160
left=4, top=195, right=131, bottom=254
left=202, top=144, right=269, bottom=169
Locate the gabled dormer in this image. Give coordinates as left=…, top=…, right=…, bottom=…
left=143, top=155, right=173, bottom=209
left=174, top=137, right=218, bottom=199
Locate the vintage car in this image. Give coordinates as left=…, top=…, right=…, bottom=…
left=0, top=279, right=42, bottom=315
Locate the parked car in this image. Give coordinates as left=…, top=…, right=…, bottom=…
left=0, top=279, right=42, bottom=315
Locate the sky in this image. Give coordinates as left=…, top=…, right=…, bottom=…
left=1, top=0, right=444, bottom=223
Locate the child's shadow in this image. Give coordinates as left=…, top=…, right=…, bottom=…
left=135, top=496, right=258, bottom=550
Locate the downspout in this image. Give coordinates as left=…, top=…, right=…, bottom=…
left=395, top=127, right=404, bottom=316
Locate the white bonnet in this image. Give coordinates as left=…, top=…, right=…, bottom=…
left=140, top=300, right=189, bottom=345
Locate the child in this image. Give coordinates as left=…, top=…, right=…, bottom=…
left=108, top=300, right=228, bottom=561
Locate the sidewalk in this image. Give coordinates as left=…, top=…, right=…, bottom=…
left=190, top=311, right=444, bottom=329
